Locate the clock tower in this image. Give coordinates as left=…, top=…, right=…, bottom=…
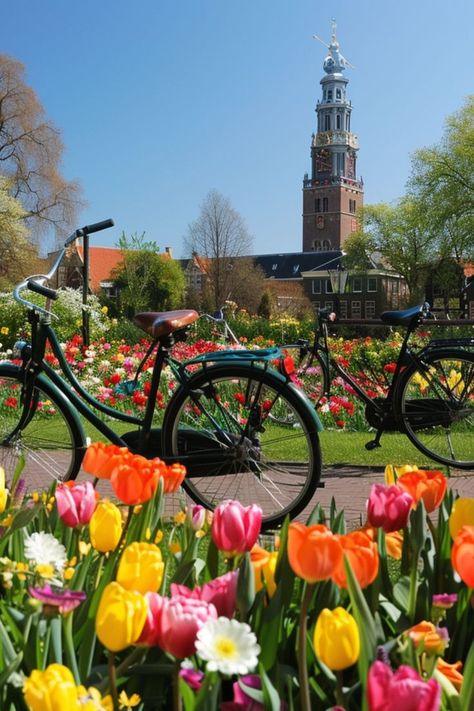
left=302, top=21, right=364, bottom=252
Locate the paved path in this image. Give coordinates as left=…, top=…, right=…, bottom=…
left=26, top=458, right=474, bottom=530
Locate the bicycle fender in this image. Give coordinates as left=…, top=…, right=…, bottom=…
left=184, top=347, right=282, bottom=365
left=0, top=362, right=86, bottom=442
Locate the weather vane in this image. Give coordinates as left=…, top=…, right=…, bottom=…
left=313, top=19, right=354, bottom=70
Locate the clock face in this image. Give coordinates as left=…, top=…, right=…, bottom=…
left=316, top=149, right=332, bottom=173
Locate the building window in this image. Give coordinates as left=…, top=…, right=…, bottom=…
left=325, top=301, right=334, bottom=310
left=322, top=197, right=329, bottom=212
left=327, top=90, right=333, bottom=102
left=337, top=153, right=344, bottom=175
left=312, top=279, right=321, bottom=294
left=324, top=114, right=330, bottom=130
left=349, top=199, right=356, bottom=213
left=339, top=300, right=348, bottom=318
left=352, top=277, right=362, bottom=292
left=365, top=301, right=376, bottom=319
left=325, top=279, right=333, bottom=294
left=336, top=114, right=341, bottom=129
left=315, top=198, right=321, bottom=212
left=323, top=90, right=327, bottom=100
left=272, top=264, right=278, bottom=270
left=322, top=240, right=331, bottom=250
left=351, top=301, right=361, bottom=318
left=293, top=264, right=300, bottom=275
left=336, top=88, right=342, bottom=101
left=367, top=277, right=377, bottom=292
left=346, top=115, right=350, bottom=131
left=313, top=240, right=322, bottom=251
left=313, top=301, right=321, bottom=310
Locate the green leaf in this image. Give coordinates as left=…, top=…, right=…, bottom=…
left=171, top=560, right=196, bottom=586
left=409, top=500, right=427, bottom=555
left=236, top=552, right=255, bottom=620
left=392, top=575, right=411, bottom=612
left=460, top=637, right=474, bottom=711
left=204, top=538, right=219, bottom=581
left=259, top=663, right=281, bottom=711
left=258, top=587, right=284, bottom=670
left=0, top=651, right=23, bottom=687
left=179, top=678, right=197, bottom=711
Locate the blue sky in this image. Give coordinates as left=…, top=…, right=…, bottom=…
left=2, top=1, right=472, bottom=256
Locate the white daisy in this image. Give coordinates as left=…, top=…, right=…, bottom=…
left=24, top=532, right=67, bottom=571
left=195, top=617, right=261, bottom=675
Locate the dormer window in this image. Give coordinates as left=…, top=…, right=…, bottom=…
left=293, top=264, right=300, bottom=274
left=272, top=264, right=278, bottom=270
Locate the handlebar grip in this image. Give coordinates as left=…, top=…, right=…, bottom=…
left=78, top=218, right=114, bottom=236
left=27, top=280, right=59, bottom=301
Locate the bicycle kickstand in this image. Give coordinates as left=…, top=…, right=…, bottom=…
left=365, top=429, right=383, bottom=451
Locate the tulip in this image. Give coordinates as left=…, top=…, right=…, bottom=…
left=367, top=483, right=413, bottom=532
left=449, top=497, right=474, bottom=539
left=314, top=607, right=360, bottom=671
left=28, top=585, right=86, bottom=614
left=436, top=658, right=463, bottom=692
left=220, top=675, right=265, bottom=711
left=385, top=530, right=403, bottom=560
left=250, top=545, right=278, bottom=597
left=23, top=663, right=79, bottom=710
left=396, top=469, right=447, bottom=513
left=332, top=530, right=379, bottom=589
left=110, top=461, right=160, bottom=505
left=171, top=570, right=239, bottom=618
left=406, top=620, right=449, bottom=656
left=384, top=464, right=418, bottom=485
left=162, top=462, right=187, bottom=493
left=116, top=541, right=164, bottom=594
left=211, top=500, right=262, bottom=556
left=367, top=660, right=441, bottom=711
left=0, top=466, right=9, bottom=514
left=89, top=500, right=122, bottom=552
left=55, top=481, right=96, bottom=528
left=137, top=592, right=165, bottom=646
left=95, top=582, right=148, bottom=652
left=156, top=595, right=218, bottom=658
left=188, top=504, right=206, bottom=531
left=451, top=525, right=474, bottom=588
left=287, top=523, right=343, bottom=583
left=82, top=441, right=130, bottom=479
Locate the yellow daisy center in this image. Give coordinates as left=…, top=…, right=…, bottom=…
left=214, top=636, right=238, bottom=658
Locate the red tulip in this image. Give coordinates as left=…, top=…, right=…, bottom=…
left=55, top=481, right=96, bottom=528
left=367, top=484, right=413, bottom=532
left=171, top=570, right=239, bottom=618
left=367, top=660, right=441, bottom=711
left=211, top=500, right=262, bottom=556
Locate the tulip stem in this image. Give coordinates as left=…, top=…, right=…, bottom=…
left=108, top=651, right=119, bottom=711
left=407, top=555, right=418, bottom=622
left=172, top=668, right=182, bottom=711
left=298, top=582, right=316, bottom=711
left=114, top=505, right=134, bottom=557
left=335, top=671, right=345, bottom=708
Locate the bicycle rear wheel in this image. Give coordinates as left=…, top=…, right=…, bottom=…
left=162, top=363, right=322, bottom=529
left=396, top=349, right=474, bottom=468
left=0, top=364, right=86, bottom=485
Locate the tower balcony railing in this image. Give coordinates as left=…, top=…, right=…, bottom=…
left=303, top=175, right=363, bottom=189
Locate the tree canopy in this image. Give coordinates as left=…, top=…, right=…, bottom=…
left=112, top=233, right=185, bottom=317
left=0, top=53, right=81, bottom=249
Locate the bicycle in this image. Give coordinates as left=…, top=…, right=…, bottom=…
left=289, top=305, right=474, bottom=469
left=0, top=220, right=324, bottom=528
left=199, top=306, right=240, bottom=346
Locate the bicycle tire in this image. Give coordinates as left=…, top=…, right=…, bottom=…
left=0, top=364, right=86, bottom=484
left=161, top=362, right=322, bottom=529
left=395, top=348, right=474, bottom=469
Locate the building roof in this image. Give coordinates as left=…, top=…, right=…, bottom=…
left=76, top=246, right=124, bottom=291
left=253, top=251, right=343, bottom=279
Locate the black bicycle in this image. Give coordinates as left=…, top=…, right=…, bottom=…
left=291, top=305, right=474, bottom=468
left=0, top=220, right=324, bottom=528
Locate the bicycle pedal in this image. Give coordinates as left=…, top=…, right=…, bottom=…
left=365, top=440, right=381, bottom=451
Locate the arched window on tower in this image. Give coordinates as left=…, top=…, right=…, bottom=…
left=322, top=197, right=329, bottom=212
left=346, top=114, right=350, bottom=131
left=336, top=88, right=342, bottom=101
left=322, top=240, right=331, bottom=251
left=324, top=114, right=330, bottom=131
left=313, top=240, right=322, bottom=251
left=327, top=90, right=333, bottom=102
left=336, top=114, right=341, bottom=129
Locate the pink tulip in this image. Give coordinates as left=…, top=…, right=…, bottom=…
left=220, top=675, right=265, bottom=710
left=211, top=500, right=262, bottom=556
left=140, top=594, right=217, bottom=658
left=367, top=661, right=441, bottom=711
left=188, top=504, right=206, bottom=531
left=55, top=481, right=97, bottom=528
left=367, top=484, right=413, bottom=533
left=179, top=665, right=204, bottom=691
left=171, top=570, right=239, bottom=618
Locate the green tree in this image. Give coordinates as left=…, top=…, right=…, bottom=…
left=0, top=54, right=81, bottom=250
left=113, top=233, right=185, bottom=317
left=409, top=96, right=474, bottom=262
left=0, top=176, right=35, bottom=288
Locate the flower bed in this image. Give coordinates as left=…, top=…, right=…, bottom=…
left=1, top=451, right=474, bottom=710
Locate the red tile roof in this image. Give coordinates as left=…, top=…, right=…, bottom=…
left=76, top=246, right=123, bottom=291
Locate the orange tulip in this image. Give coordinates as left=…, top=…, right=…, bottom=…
left=162, top=463, right=187, bottom=493
left=436, top=658, right=463, bottom=691
left=406, top=620, right=448, bottom=655
left=451, top=525, right=474, bottom=588
left=332, top=529, right=379, bottom=589
left=287, top=523, right=343, bottom=583
left=82, top=442, right=130, bottom=479
left=396, top=469, right=447, bottom=513
left=385, top=530, right=403, bottom=560
left=110, top=460, right=160, bottom=505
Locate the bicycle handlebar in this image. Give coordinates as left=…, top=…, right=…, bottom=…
left=13, top=218, right=114, bottom=315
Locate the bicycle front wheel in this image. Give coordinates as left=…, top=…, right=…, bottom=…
left=396, top=349, right=474, bottom=468
left=0, top=364, right=86, bottom=485
left=162, top=363, right=321, bottom=529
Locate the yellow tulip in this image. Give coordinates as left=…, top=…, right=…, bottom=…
left=95, top=582, right=147, bottom=652
left=314, top=607, right=360, bottom=671
left=89, top=501, right=122, bottom=553
left=116, top=542, right=164, bottom=594
left=251, top=545, right=278, bottom=597
left=23, top=663, right=80, bottom=710
left=384, top=464, right=418, bottom=485
left=0, top=466, right=9, bottom=514
left=449, top=497, right=474, bottom=539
